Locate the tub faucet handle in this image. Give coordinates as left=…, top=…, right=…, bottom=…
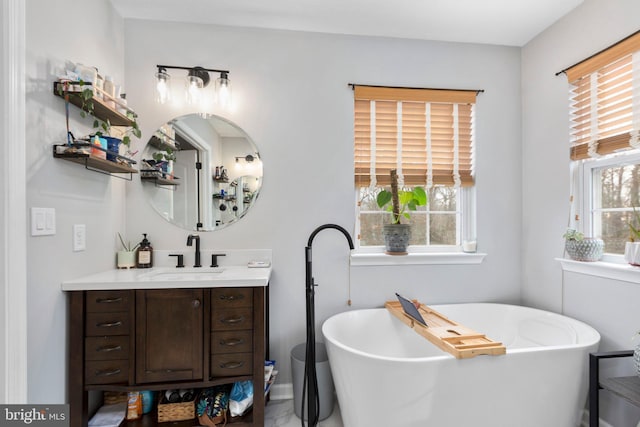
left=169, top=254, right=184, bottom=268
left=210, top=253, right=226, bottom=268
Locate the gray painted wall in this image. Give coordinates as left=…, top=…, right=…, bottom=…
left=123, top=20, right=522, bottom=387
left=522, top=0, right=640, bottom=424
left=25, top=0, right=126, bottom=403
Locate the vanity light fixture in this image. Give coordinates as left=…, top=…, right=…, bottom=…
left=154, top=67, right=171, bottom=104
left=155, top=65, right=232, bottom=108
left=235, top=154, right=256, bottom=164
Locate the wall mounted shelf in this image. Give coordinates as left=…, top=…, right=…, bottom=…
left=149, top=134, right=179, bottom=151
left=53, top=144, right=138, bottom=180
left=53, top=82, right=136, bottom=127
left=140, top=174, right=180, bottom=187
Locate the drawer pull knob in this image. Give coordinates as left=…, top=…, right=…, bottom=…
left=220, top=316, right=244, bottom=324
left=220, top=361, right=244, bottom=369
left=96, top=345, right=122, bottom=352
left=96, top=320, right=123, bottom=328
left=95, top=368, right=121, bottom=377
left=96, top=297, right=123, bottom=304
left=192, top=299, right=201, bottom=308
left=220, top=338, right=244, bottom=346
left=219, top=294, right=244, bottom=301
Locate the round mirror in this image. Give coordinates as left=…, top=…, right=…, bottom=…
left=140, top=113, right=262, bottom=231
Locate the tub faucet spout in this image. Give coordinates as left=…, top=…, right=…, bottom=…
left=186, top=234, right=201, bottom=267
left=303, top=223, right=354, bottom=427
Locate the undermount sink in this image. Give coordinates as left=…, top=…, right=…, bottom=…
left=138, top=267, right=226, bottom=281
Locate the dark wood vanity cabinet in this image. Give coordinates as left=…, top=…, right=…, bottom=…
left=67, top=285, right=268, bottom=427
left=135, top=289, right=204, bottom=383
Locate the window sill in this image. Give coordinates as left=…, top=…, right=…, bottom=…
left=557, top=258, right=640, bottom=284
left=351, top=252, right=487, bottom=266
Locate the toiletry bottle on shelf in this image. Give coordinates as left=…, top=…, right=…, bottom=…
left=117, top=93, right=128, bottom=115
left=136, top=233, right=153, bottom=268
left=103, top=75, right=116, bottom=109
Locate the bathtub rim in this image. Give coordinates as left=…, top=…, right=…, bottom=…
left=321, top=302, right=601, bottom=363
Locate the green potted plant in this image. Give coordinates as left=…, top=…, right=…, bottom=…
left=376, top=169, right=427, bottom=255
left=624, top=207, right=640, bottom=266
left=563, top=228, right=604, bottom=262
left=152, top=149, right=177, bottom=178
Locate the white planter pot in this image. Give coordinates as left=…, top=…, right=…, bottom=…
left=624, top=241, right=640, bottom=266
left=565, top=238, right=604, bottom=262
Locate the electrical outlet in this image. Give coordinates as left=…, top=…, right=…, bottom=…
left=73, top=224, right=86, bottom=252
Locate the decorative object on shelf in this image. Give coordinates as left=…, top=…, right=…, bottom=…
left=563, top=229, right=604, bottom=262
left=624, top=207, right=640, bottom=266
left=376, top=169, right=427, bottom=255
left=155, top=65, right=232, bottom=109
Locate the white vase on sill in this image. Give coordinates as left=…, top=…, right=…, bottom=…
left=624, top=241, right=640, bottom=266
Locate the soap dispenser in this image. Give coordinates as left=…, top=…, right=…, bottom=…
left=136, top=233, right=153, bottom=268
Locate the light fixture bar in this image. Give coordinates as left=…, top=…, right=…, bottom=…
left=157, top=65, right=229, bottom=74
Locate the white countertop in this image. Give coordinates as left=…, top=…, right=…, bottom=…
left=61, top=265, right=272, bottom=291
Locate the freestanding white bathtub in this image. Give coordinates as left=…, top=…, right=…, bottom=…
left=322, top=303, right=600, bottom=427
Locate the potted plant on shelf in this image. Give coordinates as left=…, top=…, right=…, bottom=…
left=624, top=207, right=640, bottom=266
left=376, top=169, right=428, bottom=255
left=563, top=228, right=604, bottom=262
left=152, top=149, right=177, bottom=178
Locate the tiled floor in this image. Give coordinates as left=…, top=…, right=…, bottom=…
left=264, top=399, right=343, bottom=427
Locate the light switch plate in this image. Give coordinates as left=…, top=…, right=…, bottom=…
left=31, top=207, right=56, bottom=236
left=73, top=224, right=86, bottom=251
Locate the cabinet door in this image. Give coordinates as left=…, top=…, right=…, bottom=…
left=135, top=289, right=203, bottom=383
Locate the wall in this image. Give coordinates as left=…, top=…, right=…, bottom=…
left=522, top=0, right=640, bottom=424
left=25, top=0, right=126, bottom=403
left=124, top=21, right=523, bottom=387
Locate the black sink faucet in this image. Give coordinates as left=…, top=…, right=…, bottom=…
left=186, top=234, right=201, bottom=267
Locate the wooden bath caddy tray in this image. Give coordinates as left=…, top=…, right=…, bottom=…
left=385, top=300, right=506, bottom=359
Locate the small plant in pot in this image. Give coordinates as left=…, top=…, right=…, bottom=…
left=563, top=228, right=604, bottom=262
left=624, top=207, right=640, bottom=266
left=376, top=169, right=428, bottom=255
left=152, top=149, right=177, bottom=178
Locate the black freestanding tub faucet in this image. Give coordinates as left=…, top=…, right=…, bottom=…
left=303, top=224, right=354, bottom=427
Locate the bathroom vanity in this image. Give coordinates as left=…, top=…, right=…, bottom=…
left=62, top=264, right=271, bottom=427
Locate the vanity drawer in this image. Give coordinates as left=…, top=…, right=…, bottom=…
left=211, top=308, right=253, bottom=331
left=85, top=360, right=129, bottom=385
left=86, top=290, right=130, bottom=313
left=85, top=336, right=129, bottom=361
left=211, top=288, right=253, bottom=308
left=211, top=330, right=253, bottom=354
left=85, top=312, right=130, bottom=336
left=210, top=353, right=252, bottom=377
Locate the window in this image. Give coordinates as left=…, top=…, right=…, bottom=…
left=564, top=31, right=640, bottom=256
left=353, top=85, right=477, bottom=251
left=579, top=153, right=640, bottom=255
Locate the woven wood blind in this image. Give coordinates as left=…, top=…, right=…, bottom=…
left=566, top=31, right=640, bottom=160
left=354, top=85, right=476, bottom=187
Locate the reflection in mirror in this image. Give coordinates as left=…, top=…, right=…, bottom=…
left=140, top=113, right=262, bottom=231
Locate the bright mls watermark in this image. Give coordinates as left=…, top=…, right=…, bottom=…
left=1, top=405, right=68, bottom=427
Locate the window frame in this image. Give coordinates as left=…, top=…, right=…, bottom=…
left=354, top=185, right=477, bottom=255
left=577, top=150, right=640, bottom=263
